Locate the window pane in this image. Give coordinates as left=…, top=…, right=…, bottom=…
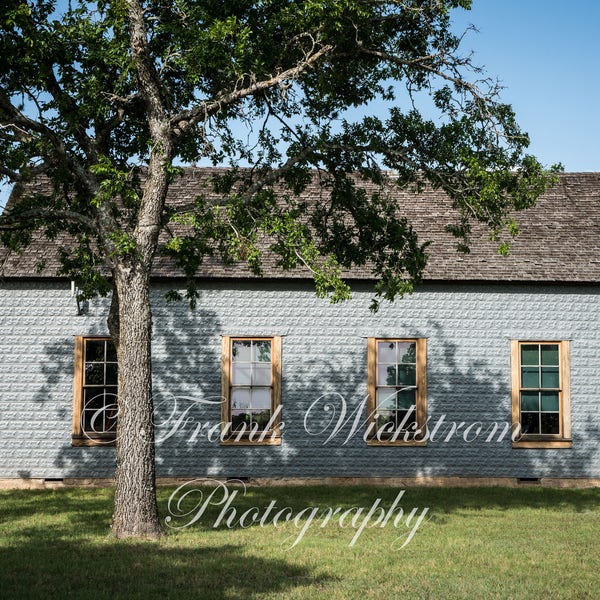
left=397, top=410, right=416, bottom=429
left=105, top=387, right=117, bottom=403
left=252, top=410, right=271, bottom=429
left=83, top=409, right=102, bottom=433
left=397, top=388, right=416, bottom=409
left=378, top=364, right=396, bottom=386
left=253, top=364, right=272, bottom=386
left=85, top=363, right=105, bottom=385
left=397, top=342, right=416, bottom=364
left=521, top=366, right=539, bottom=388
left=83, top=388, right=104, bottom=410
left=541, top=413, right=560, bottom=434
left=521, top=412, right=540, bottom=434
left=521, top=391, right=539, bottom=411
left=540, top=344, right=559, bottom=366
left=251, top=388, right=271, bottom=410
left=105, top=363, right=118, bottom=385
left=397, top=364, right=416, bottom=386
left=105, top=411, right=118, bottom=432
left=232, top=364, right=252, bottom=385
left=231, top=388, right=251, bottom=409
left=232, top=340, right=251, bottom=362
left=253, top=340, right=271, bottom=363
left=521, top=345, right=539, bottom=366
left=78, top=339, right=118, bottom=437
left=375, top=411, right=396, bottom=433
left=376, top=389, right=396, bottom=410
left=105, top=342, right=117, bottom=363
left=83, top=389, right=116, bottom=434
left=378, top=342, right=396, bottom=363
left=541, top=391, right=560, bottom=412
left=104, top=392, right=118, bottom=431
left=85, top=340, right=105, bottom=362
left=227, top=337, right=278, bottom=439
left=541, top=367, right=560, bottom=388
left=231, top=410, right=251, bottom=431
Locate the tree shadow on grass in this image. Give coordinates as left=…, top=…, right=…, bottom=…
left=0, top=538, right=326, bottom=600
left=0, top=489, right=114, bottom=532
left=0, top=488, right=331, bottom=600
left=0, top=485, right=597, bottom=599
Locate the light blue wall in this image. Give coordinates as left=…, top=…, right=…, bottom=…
left=0, top=279, right=598, bottom=480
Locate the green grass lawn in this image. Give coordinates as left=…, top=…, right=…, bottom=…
left=0, top=484, right=598, bottom=599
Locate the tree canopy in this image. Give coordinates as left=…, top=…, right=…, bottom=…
left=0, top=0, right=559, bottom=537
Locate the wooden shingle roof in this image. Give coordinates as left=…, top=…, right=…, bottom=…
left=1, top=170, right=599, bottom=284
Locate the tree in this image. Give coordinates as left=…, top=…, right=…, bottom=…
left=0, top=0, right=558, bottom=538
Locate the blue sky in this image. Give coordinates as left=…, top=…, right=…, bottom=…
left=1, top=1, right=598, bottom=207
left=451, top=0, right=600, bottom=172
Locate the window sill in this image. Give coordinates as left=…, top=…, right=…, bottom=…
left=512, top=439, right=572, bottom=449
left=220, top=435, right=282, bottom=446
left=71, top=436, right=116, bottom=447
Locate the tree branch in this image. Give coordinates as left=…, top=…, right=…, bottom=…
left=241, top=147, right=315, bottom=202
left=0, top=89, right=66, bottom=150
left=43, top=71, right=99, bottom=164
left=126, top=0, right=174, bottom=262
left=357, top=46, right=499, bottom=120
left=4, top=0, right=98, bottom=164
left=126, top=0, right=169, bottom=131
left=0, top=88, right=98, bottom=192
left=0, top=161, right=50, bottom=183
left=0, top=206, right=97, bottom=232
left=169, top=44, right=333, bottom=137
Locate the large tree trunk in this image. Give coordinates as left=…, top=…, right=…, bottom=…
left=110, top=265, right=163, bottom=538
left=106, top=0, right=173, bottom=533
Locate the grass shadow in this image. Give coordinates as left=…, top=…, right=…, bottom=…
left=0, top=489, right=331, bottom=600
left=0, top=538, right=326, bottom=599
left=1, top=485, right=598, bottom=598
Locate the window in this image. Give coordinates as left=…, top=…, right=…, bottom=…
left=511, top=340, right=571, bottom=448
left=367, top=338, right=427, bottom=445
left=72, top=336, right=118, bottom=446
left=221, top=336, right=282, bottom=445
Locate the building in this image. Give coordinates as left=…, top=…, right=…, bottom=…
left=1, top=170, right=599, bottom=486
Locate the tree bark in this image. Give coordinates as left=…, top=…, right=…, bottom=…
left=108, top=152, right=171, bottom=539
left=105, top=0, right=174, bottom=539
left=110, top=264, right=162, bottom=538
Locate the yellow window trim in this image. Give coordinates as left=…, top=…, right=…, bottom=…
left=366, top=337, right=428, bottom=446
left=221, top=335, right=282, bottom=446
left=510, top=340, right=572, bottom=449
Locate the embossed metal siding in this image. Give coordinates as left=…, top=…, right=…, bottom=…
left=0, top=279, right=598, bottom=479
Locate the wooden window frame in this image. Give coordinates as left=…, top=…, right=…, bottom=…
left=367, top=337, right=427, bottom=446
left=511, top=340, right=572, bottom=449
left=72, top=336, right=118, bottom=447
left=220, top=335, right=282, bottom=445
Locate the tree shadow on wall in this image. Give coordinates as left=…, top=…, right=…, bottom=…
left=24, top=290, right=224, bottom=478
left=149, top=296, right=225, bottom=477
left=30, top=298, right=600, bottom=493
left=282, top=318, right=600, bottom=482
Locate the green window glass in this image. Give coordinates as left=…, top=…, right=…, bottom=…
left=519, top=343, right=560, bottom=435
